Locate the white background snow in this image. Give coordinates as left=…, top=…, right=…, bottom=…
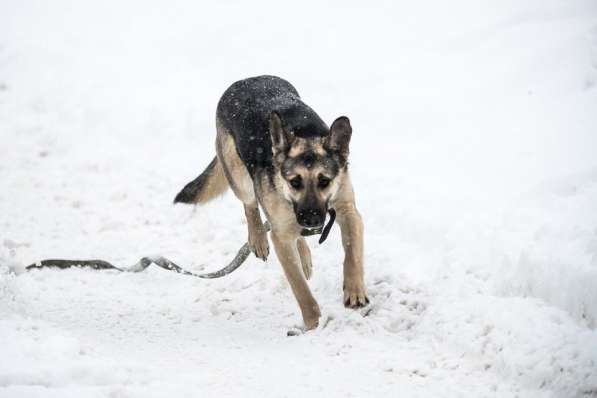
left=1, top=1, right=597, bottom=397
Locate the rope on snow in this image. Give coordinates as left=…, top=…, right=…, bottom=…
left=26, top=209, right=336, bottom=279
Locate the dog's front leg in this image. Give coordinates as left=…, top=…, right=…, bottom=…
left=271, top=231, right=320, bottom=329
left=336, top=202, right=369, bottom=308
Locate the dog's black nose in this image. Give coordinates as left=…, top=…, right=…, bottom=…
left=297, top=208, right=324, bottom=228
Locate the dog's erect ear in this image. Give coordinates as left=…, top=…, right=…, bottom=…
left=327, top=116, right=352, bottom=161
left=270, top=111, right=294, bottom=156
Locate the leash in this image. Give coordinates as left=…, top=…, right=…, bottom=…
left=316, top=208, right=336, bottom=244
left=26, top=209, right=336, bottom=278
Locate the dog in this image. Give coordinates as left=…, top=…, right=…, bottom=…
left=174, top=75, right=368, bottom=329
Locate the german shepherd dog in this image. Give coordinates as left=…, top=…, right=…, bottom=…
left=174, top=75, right=368, bottom=329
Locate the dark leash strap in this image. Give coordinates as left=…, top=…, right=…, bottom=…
left=26, top=251, right=253, bottom=279
left=26, top=210, right=336, bottom=279
left=318, top=208, right=336, bottom=244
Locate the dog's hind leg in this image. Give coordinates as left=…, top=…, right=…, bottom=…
left=244, top=204, right=269, bottom=261
left=297, top=237, right=312, bottom=280
left=216, top=119, right=269, bottom=261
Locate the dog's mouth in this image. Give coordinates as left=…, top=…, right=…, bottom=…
left=298, top=209, right=336, bottom=244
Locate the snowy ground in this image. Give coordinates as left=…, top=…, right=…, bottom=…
left=1, top=1, right=597, bottom=397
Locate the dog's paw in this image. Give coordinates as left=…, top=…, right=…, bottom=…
left=343, top=280, right=370, bottom=308
left=303, top=313, right=320, bottom=330
left=248, top=229, right=269, bottom=261
left=301, top=303, right=321, bottom=331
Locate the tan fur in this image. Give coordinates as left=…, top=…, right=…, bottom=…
left=271, top=231, right=320, bottom=329
left=252, top=171, right=325, bottom=327
left=273, top=165, right=368, bottom=309
left=281, top=163, right=339, bottom=206
left=297, top=237, right=312, bottom=280
left=216, top=118, right=269, bottom=261
left=216, top=119, right=255, bottom=205
left=288, top=137, right=326, bottom=157
left=331, top=174, right=367, bottom=307
left=244, top=204, right=269, bottom=260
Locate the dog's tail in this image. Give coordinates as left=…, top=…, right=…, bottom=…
left=173, top=156, right=229, bottom=205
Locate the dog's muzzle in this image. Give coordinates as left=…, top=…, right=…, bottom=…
left=300, top=209, right=336, bottom=244
left=297, top=208, right=325, bottom=229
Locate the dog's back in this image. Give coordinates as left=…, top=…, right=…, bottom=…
left=174, top=75, right=329, bottom=204
left=216, top=75, right=328, bottom=177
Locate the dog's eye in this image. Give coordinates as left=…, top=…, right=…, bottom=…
left=289, top=176, right=303, bottom=190
left=318, top=175, right=331, bottom=189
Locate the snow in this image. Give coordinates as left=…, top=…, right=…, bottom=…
left=1, top=0, right=597, bottom=397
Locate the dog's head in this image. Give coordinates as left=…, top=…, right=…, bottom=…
left=270, top=111, right=352, bottom=229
